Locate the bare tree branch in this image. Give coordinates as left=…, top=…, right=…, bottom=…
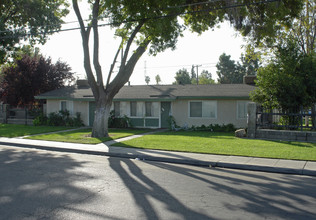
left=121, top=21, right=145, bottom=68
left=106, top=39, right=123, bottom=88
left=109, top=38, right=151, bottom=96
left=72, top=0, right=99, bottom=99
left=92, top=0, right=104, bottom=89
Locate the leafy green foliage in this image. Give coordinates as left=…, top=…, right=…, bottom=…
left=145, top=75, right=150, bottom=85
left=251, top=40, right=316, bottom=111
left=173, top=68, right=192, bottom=85
left=108, top=110, right=131, bottom=128
left=216, top=51, right=261, bottom=83
left=73, top=0, right=304, bottom=137
left=155, top=74, right=161, bottom=85
left=0, top=0, right=69, bottom=64
left=34, top=110, right=83, bottom=127
left=198, top=70, right=216, bottom=84
left=216, top=53, right=245, bottom=84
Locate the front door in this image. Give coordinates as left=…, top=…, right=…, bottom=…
left=161, top=102, right=171, bottom=128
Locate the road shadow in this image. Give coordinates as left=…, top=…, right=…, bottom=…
left=0, top=147, right=101, bottom=219
left=148, top=161, right=316, bottom=219
left=108, top=156, right=213, bottom=220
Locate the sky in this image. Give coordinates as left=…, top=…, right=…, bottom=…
left=39, top=2, right=246, bottom=85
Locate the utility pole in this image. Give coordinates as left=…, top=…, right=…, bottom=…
left=193, top=64, right=202, bottom=85
left=144, top=60, right=147, bottom=77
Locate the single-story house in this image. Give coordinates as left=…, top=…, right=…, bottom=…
left=35, top=78, right=256, bottom=129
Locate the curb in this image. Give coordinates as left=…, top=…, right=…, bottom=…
left=1, top=140, right=316, bottom=177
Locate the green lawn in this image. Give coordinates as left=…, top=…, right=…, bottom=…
left=0, top=124, right=73, bottom=138
left=26, top=128, right=151, bottom=144
left=113, top=131, right=316, bottom=161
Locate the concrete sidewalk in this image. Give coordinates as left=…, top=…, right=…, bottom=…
left=1, top=131, right=316, bottom=177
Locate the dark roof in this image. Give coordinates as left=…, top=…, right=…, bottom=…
left=35, top=84, right=256, bottom=101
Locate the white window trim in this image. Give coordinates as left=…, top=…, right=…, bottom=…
left=188, top=100, right=217, bottom=119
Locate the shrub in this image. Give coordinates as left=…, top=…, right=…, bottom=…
left=47, top=112, right=64, bottom=126
left=34, top=110, right=83, bottom=127
left=33, top=113, right=48, bottom=126
left=188, top=123, right=236, bottom=132
left=108, top=110, right=131, bottom=128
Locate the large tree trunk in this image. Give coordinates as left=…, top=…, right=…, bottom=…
left=92, top=97, right=112, bottom=137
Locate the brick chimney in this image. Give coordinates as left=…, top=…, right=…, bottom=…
left=243, top=75, right=257, bottom=86
left=76, top=79, right=89, bottom=88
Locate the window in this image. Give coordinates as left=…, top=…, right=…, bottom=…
left=237, top=101, right=249, bottom=119
left=61, top=101, right=67, bottom=111
left=145, top=102, right=152, bottom=117
left=114, top=102, right=120, bottom=117
left=60, top=100, right=73, bottom=115
left=130, top=102, right=137, bottom=117
left=190, top=102, right=202, bottom=117
left=189, top=101, right=216, bottom=118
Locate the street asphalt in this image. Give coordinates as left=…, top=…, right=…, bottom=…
left=0, top=129, right=316, bottom=176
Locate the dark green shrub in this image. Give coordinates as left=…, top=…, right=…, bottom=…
left=224, top=123, right=236, bottom=132
left=36, top=110, right=83, bottom=127
left=108, top=111, right=131, bottom=128
left=33, top=113, right=48, bottom=126
left=47, top=112, right=64, bottom=126
left=73, top=112, right=84, bottom=127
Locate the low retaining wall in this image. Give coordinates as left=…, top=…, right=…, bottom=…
left=255, top=129, right=316, bottom=142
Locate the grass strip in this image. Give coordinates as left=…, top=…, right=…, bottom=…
left=113, top=131, right=316, bottom=161
left=0, top=124, right=73, bottom=138
left=26, top=128, right=151, bottom=144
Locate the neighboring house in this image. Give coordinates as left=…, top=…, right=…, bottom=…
left=35, top=78, right=256, bottom=129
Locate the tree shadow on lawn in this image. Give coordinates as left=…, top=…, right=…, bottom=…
left=0, top=147, right=110, bottom=219
left=155, top=130, right=235, bottom=139
left=267, top=139, right=316, bottom=148
left=149, top=131, right=316, bottom=149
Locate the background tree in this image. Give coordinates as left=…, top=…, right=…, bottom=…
left=216, top=53, right=245, bottom=84
left=155, top=74, right=161, bottom=85
left=0, top=0, right=69, bottom=64
left=173, top=68, right=192, bottom=85
left=0, top=53, right=74, bottom=106
left=239, top=50, right=261, bottom=76
left=72, top=0, right=304, bottom=137
left=250, top=40, right=316, bottom=128
left=251, top=0, right=316, bottom=128
left=145, top=75, right=150, bottom=85
left=199, top=70, right=216, bottom=84
left=190, top=65, right=197, bottom=84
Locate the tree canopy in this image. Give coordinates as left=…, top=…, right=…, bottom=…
left=173, top=68, right=192, bottom=85
left=0, top=0, right=69, bottom=64
left=155, top=74, right=161, bottom=85
left=198, top=70, right=216, bottom=84
left=250, top=40, right=316, bottom=112
left=250, top=0, right=316, bottom=128
left=216, top=53, right=244, bottom=83
left=145, top=75, right=150, bottom=85
left=72, top=0, right=305, bottom=137
left=0, top=53, right=74, bottom=106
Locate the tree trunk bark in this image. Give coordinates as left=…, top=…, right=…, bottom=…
left=91, top=97, right=112, bottom=138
